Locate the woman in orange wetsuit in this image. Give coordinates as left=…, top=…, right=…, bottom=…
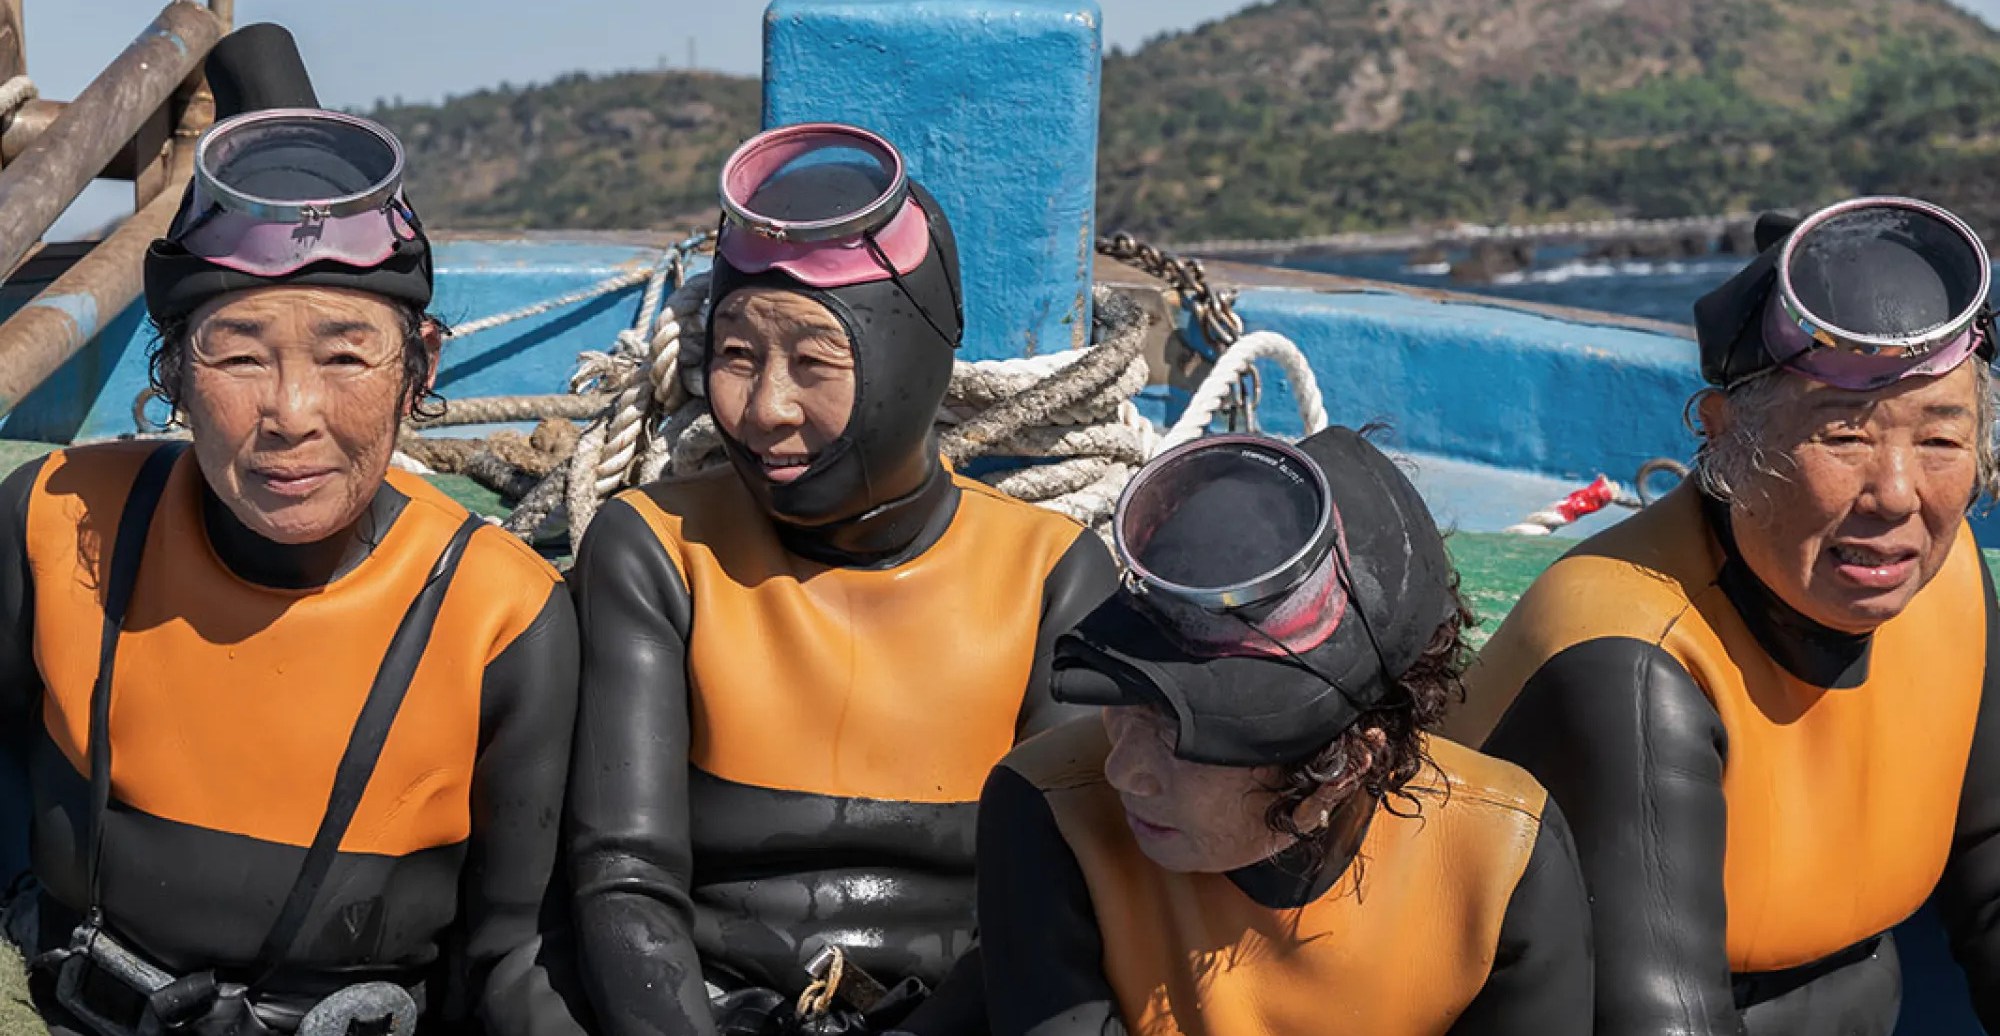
left=1450, top=196, right=2000, bottom=1034
left=977, top=428, right=1594, bottom=1036
left=565, top=125, right=1117, bottom=1036
left=0, top=25, right=586, bottom=1036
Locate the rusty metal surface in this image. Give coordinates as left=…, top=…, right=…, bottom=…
left=0, top=144, right=191, bottom=411
left=0, top=0, right=218, bottom=280
left=0, top=96, right=52, bottom=168
left=0, top=1, right=20, bottom=84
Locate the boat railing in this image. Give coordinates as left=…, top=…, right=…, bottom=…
left=0, top=0, right=228, bottom=412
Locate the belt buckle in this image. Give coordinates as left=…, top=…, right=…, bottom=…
left=53, top=923, right=176, bottom=1036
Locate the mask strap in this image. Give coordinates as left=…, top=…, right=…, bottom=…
left=1223, top=540, right=1398, bottom=710
left=1226, top=609, right=1356, bottom=705
left=864, top=232, right=958, bottom=349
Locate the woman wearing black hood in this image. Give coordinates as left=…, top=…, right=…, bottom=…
left=977, top=428, right=1593, bottom=1035
left=565, top=124, right=1117, bottom=1036
left=0, top=23, right=584, bottom=1036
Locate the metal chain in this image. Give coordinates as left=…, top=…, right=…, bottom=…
left=1097, top=231, right=1255, bottom=428
left=1096, top=232, right=1246, bottom=349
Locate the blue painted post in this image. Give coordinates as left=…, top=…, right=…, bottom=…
left=762, top=0, right=1102, bottom=362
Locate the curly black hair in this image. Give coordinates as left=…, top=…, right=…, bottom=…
left=1258, top=572, right=1477, bottom=873
left=148, top=301, right=447, bottom=424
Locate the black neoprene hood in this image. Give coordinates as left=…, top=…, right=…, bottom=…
left=142, top=23, right=433, bottom=327
left=1052, top=426, right=1458, bottom=767
left=703, top=177, right=964, bottom=530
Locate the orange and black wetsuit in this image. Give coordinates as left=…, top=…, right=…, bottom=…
left=0, top=443, right=584, bottom=1035
left=1452, top=483, right=2000, bottom=1035
left=566, top=460, right=1116, bottom=1036
left=976, top=718, right=1593, bottom=1036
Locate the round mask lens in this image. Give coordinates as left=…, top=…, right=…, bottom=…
left=1115, top=435, right=1334, bottom=611
left=197, top=110, right=404, bottom=222
left=719, top=124, right=907, bottom=242
left=1780, top=198, right=1990, bottom=354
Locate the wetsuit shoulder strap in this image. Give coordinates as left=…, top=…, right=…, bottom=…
left=85, top=441, right=189, bottom=920
left=249, top=513, right=484, bottom=989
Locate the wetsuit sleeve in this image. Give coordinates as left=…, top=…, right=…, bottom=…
left=1020, top=533, right=1118, bottom=739
left=566, top=498, right=716, bottom=1036
left=1449, top=798, right=1594, bottom=1036
left=1938, top=560, right=2000, bottom=1029
left=1483, top=637, right=1742, bottom=1036
left=468, top=581, right=588, bottom=1036
left=0, top=458, right=43, bottom=885
left=0, top=457, right=45, bottom=723
left=977, top=765, right=1128, bottom=1036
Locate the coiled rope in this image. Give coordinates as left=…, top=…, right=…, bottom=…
left=400, top=232, right=1333, bottom=553
left=0, top=77, right=36, bottom=126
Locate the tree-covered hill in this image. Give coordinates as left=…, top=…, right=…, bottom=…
left=369, top=0, right=2000, bottom=241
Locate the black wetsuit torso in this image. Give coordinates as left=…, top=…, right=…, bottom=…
left=566, top=459, right=1117, bottom=1036
left=976, top=718, right=1594, bottom=1036
left=1454, top=483, right=2000, bottom=1034
left=0, top=443, right=586, bottom=1036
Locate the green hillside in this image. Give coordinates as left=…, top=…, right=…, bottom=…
left=368, top=0, right=2000, bottom=241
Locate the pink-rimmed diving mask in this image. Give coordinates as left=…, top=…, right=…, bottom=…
left=1762, top=196, right=1993, bottom=391
left=170, top=108, right=421, bottom=278
left=1113, top=435, right=1349, bottom=658
left=716, top=123, right=933, bottom=289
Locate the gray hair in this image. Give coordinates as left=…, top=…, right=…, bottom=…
left=1690, top=360, right=2000, bottom=510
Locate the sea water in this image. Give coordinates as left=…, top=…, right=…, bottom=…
left=1286, top=246, right=1740, bottom=324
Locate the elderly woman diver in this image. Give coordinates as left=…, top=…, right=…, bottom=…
left=0, top=26, right=584, bottom=1036
left=565, top=123, right=1117, bottom=1036
left=1449, top=195, right=2000, bottom=1034
left=977, top=428, right=1594, bottom=1036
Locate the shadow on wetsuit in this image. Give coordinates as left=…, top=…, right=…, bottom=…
left=1451, top=483, right=2000, bottom=1035
left=565, top=172, right=1119, bottom=1036
left=0, top=444, right=586, bottom=1035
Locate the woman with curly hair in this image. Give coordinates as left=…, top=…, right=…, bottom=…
left=975, top=426, right=1593, bottom=1036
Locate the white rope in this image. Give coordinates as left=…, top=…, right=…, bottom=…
left=945, top=351, right=1150, bottom=427
left=1502, top=475, right=1639, bottom=536
left=1157, top=330, right=1328, bottom=454
left=445, top=268, right=651, bottom=340
left=390, top=451, right=435, bottom=476
left=451, top=232, right=1333, bottom=548
left=0, top=76, right=35, bottom=123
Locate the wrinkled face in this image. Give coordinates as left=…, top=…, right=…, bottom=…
left=181, top=286, right=430, bottom=545
left=708, top=287, right=856, bottom=484
left=1101, top=705, right=1340, bottom=874
left=1708, top=364, right=1981, bottom=634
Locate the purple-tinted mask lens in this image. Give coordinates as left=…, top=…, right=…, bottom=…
left=1764, top=196, right=1991, bottom=390
left=172, top=108, right=414, bottom=278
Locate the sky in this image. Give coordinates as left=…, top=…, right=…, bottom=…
left=29, top=0, right=2000, bottom=235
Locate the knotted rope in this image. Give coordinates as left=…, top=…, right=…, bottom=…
left=411, top=232, right=1335, bottom=553
left=0, top=77, right=36, bottom=126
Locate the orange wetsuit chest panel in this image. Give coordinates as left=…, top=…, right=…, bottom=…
left=1464, top=486, right=1986, bottom=971
left=1014, top=722, right=1546, bottom=1036
left=25, top=445, right=556, bottom=854
left=624, top=468, right=1083, bottom=803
